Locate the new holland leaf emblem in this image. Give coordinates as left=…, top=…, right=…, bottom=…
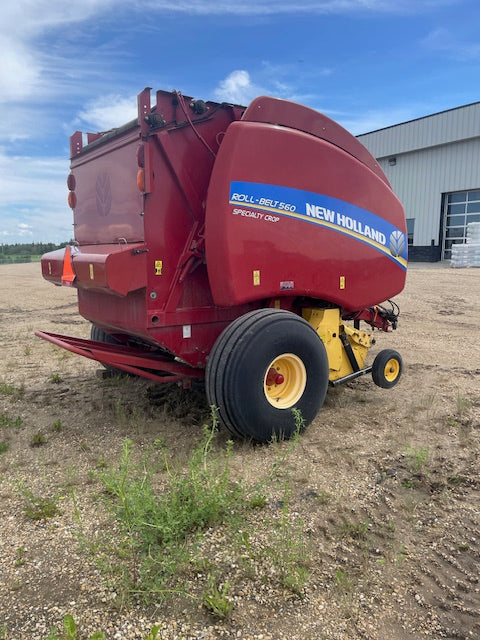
left=389, top=230, right=405, bottom=258
left=96, top=172, right=112, bottom=217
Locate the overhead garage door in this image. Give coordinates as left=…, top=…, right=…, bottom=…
left=442, top=189, right=480, bottom=259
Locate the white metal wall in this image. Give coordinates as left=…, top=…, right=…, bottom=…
left=358, top=103, right=480, bottom=248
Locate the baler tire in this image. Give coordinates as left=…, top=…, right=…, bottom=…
left=90, top=325, right=128, bottom=377
left=206, top=309, right=329, bottom=442
left=372, top=349, right=403, bottom=389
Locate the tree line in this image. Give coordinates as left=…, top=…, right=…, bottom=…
left=0, top=241, right=72, bottom=263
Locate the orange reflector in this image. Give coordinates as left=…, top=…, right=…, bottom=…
left=61, top=245, right=75, bottom=287
left=137, top=168, right=145, bottom=192
left=68, top=191, right=77, bottom=209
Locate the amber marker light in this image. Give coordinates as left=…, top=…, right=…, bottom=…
left=68, top=191, right=77, bottom=209
left=137, top=168, right=146, bottom=192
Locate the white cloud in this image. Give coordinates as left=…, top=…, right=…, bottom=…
left=17, top=223, right=34, bottom=237
left=213, top=71, right=267, bottom=105
left=77, top=95, right=138, bottom=131
left=0, top=150, right=70, bottom=243
left=0, top=1, right=115, bottom=105
left=422, top=28, right=480, bottom=61
left=0, top=0, right=457, bottom=108
left=0, top=37, right=41, bottom=103
left=142, top=0, right=456, bottom=15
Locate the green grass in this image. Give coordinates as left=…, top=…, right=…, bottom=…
left=77, top=408, right=313, bottom=610
left=404, top=445, right=429, bottom=475
left=30, top=432, right=47, bottom=447
left=0, top=414, right=23, bottom=429
left=94, top=419, right=243, bottom=602
left=43, top=614, right=105, bottom=640
left=202, top=576, right=233, bottom=618
left=16, top=482, right=61, bottom=521
left=0, top=380, right=24, bottom=398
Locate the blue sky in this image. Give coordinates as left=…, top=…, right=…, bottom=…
left=1, top=0, right=479, bottom=244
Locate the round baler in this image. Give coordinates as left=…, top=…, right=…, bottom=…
left=37, top=88, right=406, bottom=442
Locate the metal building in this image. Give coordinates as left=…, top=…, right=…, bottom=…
left=357, top=102, right=480, bottom=262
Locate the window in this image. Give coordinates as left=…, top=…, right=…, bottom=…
left=406, top=218, right=415, bottom=245
left=442, top=189, right=480, bottom=259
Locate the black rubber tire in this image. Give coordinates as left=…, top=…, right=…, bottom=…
left=90, top=325, right=126, bottom=376
left=371, top=349, right=403, bottom=389
left=205, top=309, right=329, bottom=442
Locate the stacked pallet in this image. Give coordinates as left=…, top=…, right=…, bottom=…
left=451, top=222, right=480, bottom=268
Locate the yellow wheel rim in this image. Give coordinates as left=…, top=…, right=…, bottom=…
left=384, top=358, right=400, bottom=383
left=264, top=353, right=307, bottom=408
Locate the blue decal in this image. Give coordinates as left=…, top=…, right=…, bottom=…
left=229, top=181, right=407, bottom=268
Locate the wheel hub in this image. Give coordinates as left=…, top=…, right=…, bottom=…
left=264, top=353, right=307, bottom=409
left=384, top=358, right=400, bottom=382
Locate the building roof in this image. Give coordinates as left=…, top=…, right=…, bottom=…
left=357, top=102, right=480, bottom=159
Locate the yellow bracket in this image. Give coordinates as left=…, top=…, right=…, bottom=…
left=302, top=308, right=373, bottom=381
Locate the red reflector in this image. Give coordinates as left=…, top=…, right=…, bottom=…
left=61, top=245, right=76, bottom=286
left=67, top=173, right=76, bottom=190
left=68, top=191, right=77, bottom=209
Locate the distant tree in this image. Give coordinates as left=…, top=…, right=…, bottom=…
left=0, top=241, right=72, bottom=263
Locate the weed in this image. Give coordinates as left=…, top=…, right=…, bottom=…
left=340, top=519, right=371, bottom=540
left=0, top=441, right=9, bottom=454
left=0, top=414, right=23, bottom=429
left=49, top=373, right=62, bottom=384
left=418, top=392, right=437, bottom=414
left=404, top=445, right=429, bottom=475
left=447, top=474, right=467, bottom=486
left=51, top=419, right=64, bottom=432
left=202, top=575, right=233, bottom=619
left=24, top=346, right=32, bottom=356
left=30, top=432, right=47, bottom=447
left=248, top=493, right=267, bottom=510
left=456, top=392, right=472, bottom=417
left=0, top=625, right=6, bottom=640
left=394, top=545, right=408, bottom=566
left=95, top=457, right=108, bottom=470
left=78, top=408, right=314, bottom=607
left=315, top=490, right=333, bottom=505
left=43, top=614, right=105, bottom=640
left=335, top=568, right=353, bottom=593
left=17, top=483, right=60, bottom=521
left=0, top=380, right=24, bottom=398
left=0, top=381, right=16, bottom=395
left=386, top=519, right=396, bottom=533
left=269, top=409, right=303, bottom=479
left=143, top=627, right=161, bottom=640
left=14, top=546, right=26, bottom=567
left=261, top=494, right=311, bottom=595
left=96, top=417, right=243, bottom=601
left=78, top=440, right=90, bottom=453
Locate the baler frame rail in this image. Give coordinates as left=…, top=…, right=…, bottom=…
left=35, top=331, right=204, bottom=383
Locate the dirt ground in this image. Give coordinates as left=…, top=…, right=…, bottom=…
left=0, top=262, right=479, bottom=640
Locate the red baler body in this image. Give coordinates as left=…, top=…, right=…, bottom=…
left=39, top=89, right=406, bottom=379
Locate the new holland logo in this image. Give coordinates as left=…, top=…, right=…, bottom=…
left=389, top=230, right=406, bottom=257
